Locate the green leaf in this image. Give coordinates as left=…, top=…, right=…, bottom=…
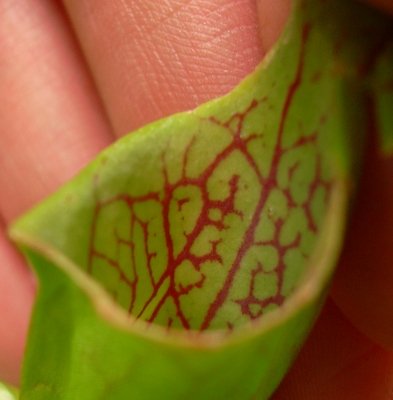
left=9, top=0, right=393, bottom=399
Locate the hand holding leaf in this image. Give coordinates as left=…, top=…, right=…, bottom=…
left=1, top=0, right=393, bottom=398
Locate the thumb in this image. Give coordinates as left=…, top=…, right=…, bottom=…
left=257, top=0, right=291, bottom=52
left=63, top=0, right=290, bottom=136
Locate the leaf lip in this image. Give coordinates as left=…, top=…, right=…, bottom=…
left=9, top=179, right=348, bottom=350
left=9, top=0, right=351, bottom=349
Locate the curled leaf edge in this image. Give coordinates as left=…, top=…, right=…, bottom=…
left=9, top=178, right=348, bottom=350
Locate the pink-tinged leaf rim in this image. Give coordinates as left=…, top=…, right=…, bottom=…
left=9, top=179, right=348, bottom=349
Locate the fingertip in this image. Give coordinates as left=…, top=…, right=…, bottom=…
left=256, top=0, right=291, bottom=53
left=0, top=229, right=35, bottom=385
left=274, top=299, right=393, bottom=399
left=0, top=0, right=113, bottom=222
left=64, top=0, right=265, bottom=135
left=331, top=128, right=393, bottom=351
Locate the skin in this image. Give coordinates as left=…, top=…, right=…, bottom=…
left=0, top=0, right=392, bottom=398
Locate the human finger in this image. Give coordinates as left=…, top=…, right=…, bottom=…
left=332, top=127, right=393, bottom=350
left=273, top=299, right=393, bottom=399
left=62, top=0, right=268, bottom=135
left=0, top=222, right=33, bottom=385
left=0, top=0, right=113, bottom=222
